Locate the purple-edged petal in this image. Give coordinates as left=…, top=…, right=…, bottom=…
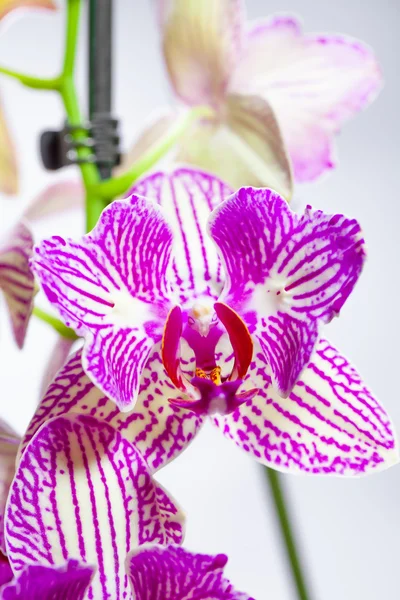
left=159, top=0, right=244, bottom=107
left=176, top=94, right=292, bottom=198
left=0, top=104, right=17, bottom=195
left=0, top=421, right=20, bottom=556
left=214, top=338, right=398, bottom=475
left=0, top=222, right=35, bottom=348
left=23, top=181, right=84, bottom=223
left=0, top=560, right=94, bottom=600
left=6, top=414, right=185, bottom=599
left=20, top=346, right=203, bottom=472
left=209, top=187, right=366, bottom=395
left=131, top=167, right=232, bottom=307
left=126, top=544, right=254, bottom=600
left=229, top=16, right=382, bottom=182
left=31, top=197, right=174, bottom=410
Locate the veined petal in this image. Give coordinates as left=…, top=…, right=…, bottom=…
left=23, top=181, right=84, bottom=223
left=159, top=0, right=244, bottom=106
left=0, top=421, right=20, bottom=555
left=131, top=167, right=232, bottom=306
left=0, top=560, right=94, bottom=600
left=126, top=544, right=253, bottom=600
left=20, top=346, right=203, bottom=473
left=0, top=222, right=35, bottom=348
left=208, top=187, right=366, bottom=395
left=177, top=94, right=292, bottom=199
left=214, top=339, right=398, bottom=475
left=31, top=197, right=174, bottom=410
left=6, top=414, right=185, bottom=599
left=0, top=103, right=17, bottom=195
left=0, top=0, right=55, bottom=21
left=229, top=16, right=382, bottom=182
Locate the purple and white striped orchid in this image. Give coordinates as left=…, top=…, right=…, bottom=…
left=124, top=1, right=382, bottom=194
left=0, top=412, right=250, bottom=599
left=29, top=167, right=397, bottom=476
left=0, top=222, right=35, bottom=348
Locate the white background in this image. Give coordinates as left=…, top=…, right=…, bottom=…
left=0, top=1, right=399, bottom=599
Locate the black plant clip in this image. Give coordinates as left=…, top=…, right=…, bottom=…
left=40, top=114, right=120, bottom=171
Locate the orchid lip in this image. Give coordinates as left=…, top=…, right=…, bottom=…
left=168, top=376, right=257, bottom=417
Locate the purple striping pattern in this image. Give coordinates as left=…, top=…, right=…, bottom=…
left=6, top=414, right=184, bottom=599
left=126, top=544, right=254, bottom=600
left=31, top=197, right=174, bottom=411
left=0, top=560, right=94, bottom=600
left=0, top=222, right=35, bottom=348
left=208, top=187, right=366, bottom=395
left=0, top=421, right=20, bottom=555
left=20, top=346, right=203, bottom=473
left=131, top=167, right=232, bottom=306
left=214, top=338, right=397, bottom=475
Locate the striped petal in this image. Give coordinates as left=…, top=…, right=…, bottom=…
left=208, top=187, right=366, bottom=396
left=0, top=421, right=19, bottom=555
left=176, top=94, right=292, bottom=198
left=0, top=222, right=35, bottom=348
left=0, top=560, right=94, bottom=600
left=126, top=544, right=253, bottom=600
left=6, top=414, right=185, bottom=599
left=0, top=0, right=55, bottom=21
left=214, top=339, right=398, bottom=475
left=20, top=345, right=203, bottom=472
left=131, top=167, right=231, bottom=307
left=229, top=16, right=382, bottom=182
left=0, top=103, right=17, bottom=195
left=159, top=0, right=244, bottom=107
left=31, top=197, right=174, bottom=410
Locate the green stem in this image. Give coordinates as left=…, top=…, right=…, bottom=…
left=265, top=468, right=312, bottom=600
left=0, top=66, right=60, bottom=89
left=33, top=307, right=78, bottom=340
left=60, top=0, right=105, bottom=231
left=90, top=105, right=215, bottom=200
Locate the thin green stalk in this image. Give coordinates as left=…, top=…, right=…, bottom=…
left=60, top=0, right=105, bottom=231
left=265, top=468, right=312, bottom=600
left=0, top=66, right=60, bottom=89
left=90, top=105, right=215, bottom=200
left=33, top=307, right=78, bottom=340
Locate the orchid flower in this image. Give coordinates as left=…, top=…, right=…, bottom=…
left=0, top=222, right=35, bottom=347
left=29, top=167, right=397, bottom=476
left=0, top=0, right=56, bottom=195
left=124, top=1, right=381, bottom=194
left=0, top=412, right=250, bottom=599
